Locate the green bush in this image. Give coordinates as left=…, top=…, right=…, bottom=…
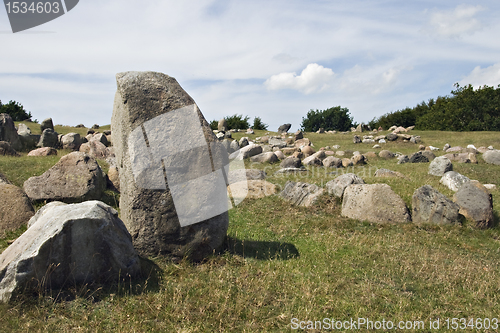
left=300, top=106, right=354, bottom=132
left=0, top=100, right=33, bottom=121
left=252, top=117, right=268, bottom=130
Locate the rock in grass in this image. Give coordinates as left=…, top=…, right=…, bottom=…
left=439, top=171, right=470, bottom=192
left=482, top=150, right=500, bottom=165
left=342, top=184, right=411, bottom=223
left=412, top=185, right=460, bottom=225
left=280, top=181, right=324, bottom=207
left=250, top=152, right=278, bottom=163
left=453, top=182, right=494, bottom=229
left=0, top=201, right=140, bottom=303
left=0, top=114, right=22, bottom=151
left=280, top=156, right=302, bottom=169
left=0, top=184, right=35, bottom=235
left=428, top=156, right=453, bottom=176
left=326, top=173, right=364, bottom=198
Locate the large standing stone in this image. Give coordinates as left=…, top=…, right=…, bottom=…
left=17, top=123, right=39, bottom=150
left=278, top=123, right=291, bottom=133
left=453, top=182, right=494, bottom=228
left=482, top=150, right=500, bottom=165
left=325, top=173, right=365, bottom=198
left=428, top=156, right=453, bottom=176
left=412, top=185, right=460, bottom=225
left=440, top=171, right=470, bottom=192
left=40, top=118, right=54, bottom=132
left=218, top=118, right=228, bottom=132
left=111, top=71, right=229, bottom=260
left=280, top=181, right=324, bottom=207
left=0, top=114, right=22, bottom=151
left=0, top=201, right=140, bottom=303
left=37, top=128, right=59, bottom=148
left=0, top=184, right=35, bottom=235
left=341, top=184, right=411, bottom=223
left=23, top=152, right=106, bottom=202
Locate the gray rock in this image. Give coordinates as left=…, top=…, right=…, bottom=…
left=325, top=173, right=365, bottom=198
left=412, top=185, right=460, bottom=225
left=218, top=118, right=228, bottom=132
left=302, top=155, right=323, bottom=166
left=446, top=146, right=463, bottom=153
left=280, top=156, right=302, bottom=169
left=111, top=71, right=229, bottom=260
left=224, top=131, right=232, bottom=139
left=453, top=182, right=493, bottom=228
left=250, top=152, right=278, bottom=163
left=440, top=171, right=470, bottom=192
left=0, top=201, right=140, bottom=303
left=91, top=133, right=109, bottom=147
left=37, top=128, right=59, bottom=148
left=386, top=133, right=398, bottom=141
left=482, top=150, right=500, bottom=165
left=280, top=181, right=324, bottom=207
left=17, top=123, right=39, bottom=150
left=0, top=141, right=20, bottom=156
left=341, top=184, right=411, bottom=223
left=274, top=168, right=307, bottom=174
left=410, top=136, right=421, bottom=144
left=421, top=150, right=436, bottom=161
left=239, top=137, right=249, bottom=148
left=378, top=150, right=394, bottom=159
left=443, top=143, right=450, bottom=151
left=428, top=156, right=453, bottom=176
left=61, top=132, right=82, bottom=150
left=79, top=140, right=114, bottom=160
left=409, top=151, right=429, bottom=163
left=269, top=137, right=287, bottom=148
left=294, top=130, right=303, bottom=140
left=230, top=139, right=240, bottom=152
left=322, top=156, right=342, bottom=168
left=0, top=114, right=22, bottom=151
left=40, top=118, right=54, bottom=133
left=374, top=168, right=407, bottom=179
left=233, top=144, right=263, bottom=160
left=27, top=147, right=57, bottom=156
left=274, top=150, right=285, bottom=160
left=278, top=123, right=291, bottom=133
left=397, top=155, right=409, bottom=164
left=353, top=135, right=361, bottom=144
left=0, top=184, right=34, bottom=235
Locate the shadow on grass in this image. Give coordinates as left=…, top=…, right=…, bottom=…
left=222, top=236, right=300, bottom=260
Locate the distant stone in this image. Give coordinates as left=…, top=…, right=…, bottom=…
left=230, top=180, right=276, bottom=201
left=280, top=181, right=324, bottom=207
left=294, top=130, right=303, bottom=140
left=316, top=128, right=325, bottom=134
left=295, top=138, right=311, bottom=148
left=218, top=118, right=228, bottom=132
left=75, top=124, right=86, bottom=128
left=443, top=143, right=450, bottom=151
left=92, top=124, right=100, bottom=129
left=0, top=184, right=35, bottom=235
left=409, top=151, right=429, bottom=163
left=0, top=201, right=140, bottom=303
left=301, top=146, right=316, bottom=156
left=386, top=133, right=398, bottom=141
left=379, top=150, right=394, bottom=159
left=412, top=185, right=460, bottom=225
left=483, top=184, right=497, bottom=191
left=375, top=168, right=407, bottom=179
left=351, top=154, right=366, bottom=165
left=421, top=150, right=435, bottom=161
left=477, top=147, right=489, bottom=154
left=233, top=144, right=263, bottom=160
left=278, top=123, right=292, bottom=133
left=280, top=156, right=302, bottom=169
left=37, top=128, right=59, bottom=148
left=341, top=184, right=411, bottom=223
left=453, top=182, right=493, bottom=228
left=40, top=118, right=54, bottom=132
left=250, top=152, right=278, bottom=163
left=23, top=152, right=106, bottom=203
left=326, top=173, right=365, bottom=198
left=27, top=147, right=57, bottom=156
left=446, top=146, right=463, bottom=153
left=440, top=171, right=470, bottom=192
left=79, top=140, right=114, bottom=160
left=0, top=114, right=22, bottom=151
left=0, top=141, right=20, bottom=157
left=323, top=156, right=342, bottom=168
left=397, top=155, right=409, bottom=164
left=302, top=155, right=323, bottom=166
left=482, top=150, right=500, bottom=165
left=269, top=137, right=287, bottom=148
left=342, top=158, right=353, bottom=167
left=353, top=135, right=361, bottom=144
left=61, top=132, right=82, bottom=150
left=239, top=137, right=249, bottom=148
left=428, top=156, right=453, bottom=176
left=410, top=136, right=421, bottom=144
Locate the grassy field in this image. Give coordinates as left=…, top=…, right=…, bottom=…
left=1, top=128, right=500, bottom=332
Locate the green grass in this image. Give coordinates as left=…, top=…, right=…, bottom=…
left=1, top=128, right=500, bottom=332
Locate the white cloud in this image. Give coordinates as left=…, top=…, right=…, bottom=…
left=264, top=63, right=335, bottom=94
left=459, top=63, right=500, bottom=88
left=425, top=4, right=484, bottom=38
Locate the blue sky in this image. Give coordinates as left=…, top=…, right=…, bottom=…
left=1, top=0, right=500, bottom=131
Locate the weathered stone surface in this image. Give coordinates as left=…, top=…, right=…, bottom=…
left=351, top=154, right=366, bottom=165
left=37, top=128, right=59, bottom=148
left=0, top=184, right=34, bottom=235
left=323, top=156, right=342, bottom=168
left=280, top=156, right=302, bottom=169
left=294, top=130, right=303, bottom=140
left=278, top=123, right=291, bottom=133
left=274, top=168, right=307, bottom=174
left=111, top=71, right=229, bottom=260
left=301, top=146, right=315, bottom=156
left=60, top=132, right=82, bottom=150
left=0, top=141, right=20, bottom=156
left=40, top=118, right=54, bottom=132
left=440, top=171, right=470, bottom=192
left=409, top=151, right=429, bottom=163
left=453, top=182, right=493, bottom=228
left=353, top=135, right=361, bottom=144
left=0, top=172, right=11, bottom=185
left=421, top=151, right=435, bottom=161
left=230, top=180, right=276, bottom=201
left=23, top=152, right=106, bottom=202
left=342, top=158, right=353, bottom=167
left=397, top=155, right=409, bottom=164
left=386, top=133, right=398, bottom=141
left=428, top=156, right=453, bottom=176
left=0, top=114, right=22, bottom=151
left=233, top=144, right=263, bottom=160
left=218, top=118, right=228, bottom=132
left=410, top=136, right=421, bottom=144
left=326, top=173, right=365, bottom=198
left=280, top=181, right=324, bottom=207
left=239, top=137, right=249, bottom=148
left=342, top=184, right=411, bottom=223
left=269, top=137, right=287, bottom=148
left=107, top=165, right=120, bottom=192
left=302, top=155, right=322, bottom=166
left=250, top=152, right=278, bottom=163
left=446, top=146, right=463, bottom=153
left=274, top=150, right=285, bottom=160
left=91, top=133, right=109, bottom=147
left=27, top=147, right=57, bottom=156
left=444, top=152, right=475, bottom=164
left=17, top=123, right=39, bottom=150
left=295, top=138, right=311, bottom=148
left=79, top=140, right=114, bottom=160
left=412, top=185, right=460, bottom=225
left=244, top=169, right=267, bottom=180
left=0, top=201, right=140, bottom=302
left=482, top=150, right=500, bottom=165
left=374, top=168, right=407, bottom=179
left=379, top=150, right=394, bottom=159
